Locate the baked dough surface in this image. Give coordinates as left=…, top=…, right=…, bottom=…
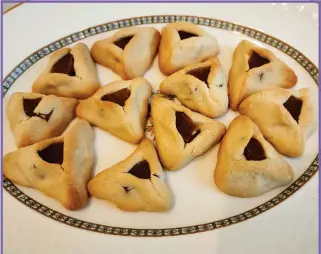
left=76, top=78, right=152, bottom=144
left=214, top=115, right=294, bottom=197
left=3, top=119, right=94, bottom=210
left=33, top=43, right=100, bottom=99
left=228, top=40, right=298, bottom=110
left=7, top=92, right=78, bottom=147
left=91, top=27, right=160, bottom=79
left=88, top=138, right=173, bottom=212
left=160, top=57, right=228, bottom=118
left=239, top=88, right=314, bottom=157
left=151, top=96, right=226, bottom=170
left=158, top=22, right=219, bottom=75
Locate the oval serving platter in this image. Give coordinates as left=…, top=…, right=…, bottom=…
left=2, top=15, right=319, bottom=237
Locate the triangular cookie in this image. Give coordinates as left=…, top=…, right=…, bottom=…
left=144, top=92, right=183, bottom=146
left=7, top=92, right=78, bottom=148
left=91, top=27, right=160, bottom=80
left=239, top=88, right=313, bottom=157
left=158, top=22, right=219, bottom=75
left=228, top=40, right=298, bottom=110
left=88, top=138, right=173, bottom=212
left=151, top=96, right=226, bottom=170
left=3, top=119, right=94, bottom=210
left=160, top=57, right=228, bottom=118
left=76, top=78, right=152, bottom=144
left=214, top=115, right=294, bottom=197
left=33, top=43, right=100, bottom=99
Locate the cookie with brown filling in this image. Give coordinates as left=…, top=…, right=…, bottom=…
left=228, top=40, right=298, bottom=110
left=239, top=88, right=314, bottom=157
left=214, top=115, right=294, bottom=197
left=76, top=78, right=152, bottom=144
left=151, top=97, right=226, bottom=170
left=33, top=43, right=100, bottom=99
left=88, top=138, right=173, bottom=212
left=160, top=57, right=228, bottom=118
left=3, top=119, right=94, bottom=210
left=158, top=22, right=219, bottom=75
left=7, top=92, right=78, bottom=147
left=91, top=27, right=160, bottom=80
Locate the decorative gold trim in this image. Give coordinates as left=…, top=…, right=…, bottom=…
left=3, top=3, right=23, bottom=15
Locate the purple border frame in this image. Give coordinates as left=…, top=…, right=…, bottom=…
left=2, top=0, right=321, bottom=3
left=1, top=1, right=320, bottom=252
left=1, top=2, right=3, bottom=253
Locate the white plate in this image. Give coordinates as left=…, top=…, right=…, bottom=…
left=3, top=3, right=319, bottom=254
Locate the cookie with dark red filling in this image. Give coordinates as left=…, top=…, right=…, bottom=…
left=33, top=43, right=100, bottom=99
left=88, top=138, right=173, bottom=212
left=76, top=78, right=152, bottom=144
left=228, top=40, right=298, bottom=110
left=91, top=27, right=160, bottom=80
left=160, top=57, right=228, bottom=118
left=239, top=88, right=314, bottom=157
left=151, top=96, right=226, bottom=170
left=158, top=22, right=219, bottom=75
left=7, top=92, right=78, bottom=147
left=3, top=119, right=94, bottom=210
left=214, top=115, right=294, bottom=197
